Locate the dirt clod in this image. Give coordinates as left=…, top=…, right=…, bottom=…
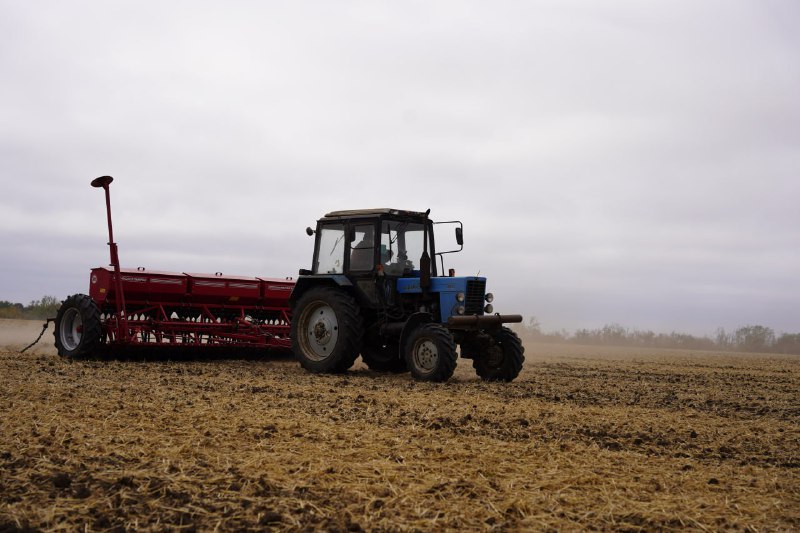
left=51, top=473, right=72, bottom=489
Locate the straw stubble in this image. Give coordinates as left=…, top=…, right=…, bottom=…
left=0, top=344, right=798, bottom=530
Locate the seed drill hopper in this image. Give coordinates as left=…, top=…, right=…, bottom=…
left=54, top=177, right=294, bottom=357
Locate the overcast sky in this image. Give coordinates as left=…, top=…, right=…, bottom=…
left=1, top=1, right=798, bottom=336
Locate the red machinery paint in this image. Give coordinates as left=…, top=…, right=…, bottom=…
left=84, top=177, right=294, bottom=352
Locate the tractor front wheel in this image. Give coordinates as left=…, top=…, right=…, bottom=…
left=291, top=287, right=363, bottom=373
left=472, top=326, right=524, bottom=382
left=54, top=294, right=103, bottom=358
left=405, top=324, right=457, bottom=382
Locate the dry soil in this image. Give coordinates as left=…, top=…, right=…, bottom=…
left=1, top=320, right=798, bottom=531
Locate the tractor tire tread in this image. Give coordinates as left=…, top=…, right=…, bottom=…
left=405, top=323, right=457, bottom=382
left=473, top=326, right=525, bottom=382
left=54, top=294, right=103, bottom=358
left=291, top=287, right=363, bottom=374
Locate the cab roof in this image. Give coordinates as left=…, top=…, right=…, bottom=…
left=323, top=208, right=428, bottom=219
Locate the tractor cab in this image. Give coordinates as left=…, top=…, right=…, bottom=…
left=305, top=209, right=438, bottom=278
left=296, top=209, right=444, bottom=313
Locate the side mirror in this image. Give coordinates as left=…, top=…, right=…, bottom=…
left=305, top=227, right=315, bottom=236
left=347, top=227, right=356, bottom=243
left=455, top=227, right=463, bottom=246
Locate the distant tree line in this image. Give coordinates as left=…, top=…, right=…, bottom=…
left=0, top=296, right=61, bottom=320
left=517, top=317, right=800, bottom=355
left=3, top=296, right=798, bottom=355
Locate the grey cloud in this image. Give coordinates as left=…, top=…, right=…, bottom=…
left=1, top=1, right=798, bottom=336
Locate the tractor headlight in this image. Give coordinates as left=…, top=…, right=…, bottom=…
left=484, top=304, right=494, bottom=314
left=456, top=306, right=466, bottom=315
left=456, top=292, right=465, bottom=303
left=485, top=293, right=494, bottom=303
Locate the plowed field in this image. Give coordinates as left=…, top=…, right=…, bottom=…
left=1, top=327, right=798, bottom=530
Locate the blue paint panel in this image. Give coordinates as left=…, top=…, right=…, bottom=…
left=395, top=277, right=421, bottom=293
left=396, top=276, right=486, bottom=323
left=396, top=276, right=484, bottom=294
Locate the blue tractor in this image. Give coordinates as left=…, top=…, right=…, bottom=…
left=290, top=209, right=524, bottom=382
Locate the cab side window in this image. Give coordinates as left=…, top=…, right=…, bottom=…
left=349, top=224, right=375, bottom=271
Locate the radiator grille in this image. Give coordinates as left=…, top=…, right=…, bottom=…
left=465, top=279, right=486, bottom=315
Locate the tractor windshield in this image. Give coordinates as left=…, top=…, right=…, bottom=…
left=315, top=224, right=346, bottom=274
left=380, top=220, right=434, bottom=276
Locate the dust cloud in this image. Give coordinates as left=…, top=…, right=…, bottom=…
left=0, top=319, right=56, bottom=355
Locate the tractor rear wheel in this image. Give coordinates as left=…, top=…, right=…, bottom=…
left=405, top=324, right=457, bottom=382
left=361, top=343, right=407, bottom=373
left=54, top=294, right=103, bottom=358
left=291, top=287, right=363, bottom=373
left=472, top=326, right=524, bottom=382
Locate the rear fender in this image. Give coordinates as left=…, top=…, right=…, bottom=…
left=289, top=275, right=353, bottom=307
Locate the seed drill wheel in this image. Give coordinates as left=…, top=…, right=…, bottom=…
left=405, top=323, right=457, bottom=382
left=472, top=326, right=525, bottom=382
left=361, top=343, right=408, bottom=373
left=54, top=294, right=103, bottom=358
left=291, top=287, right=363, bottom=373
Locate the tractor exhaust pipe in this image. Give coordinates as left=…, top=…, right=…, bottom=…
left=419, top=208, right=432, bottom=293
left=91, top=175, right=128, bottom=342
